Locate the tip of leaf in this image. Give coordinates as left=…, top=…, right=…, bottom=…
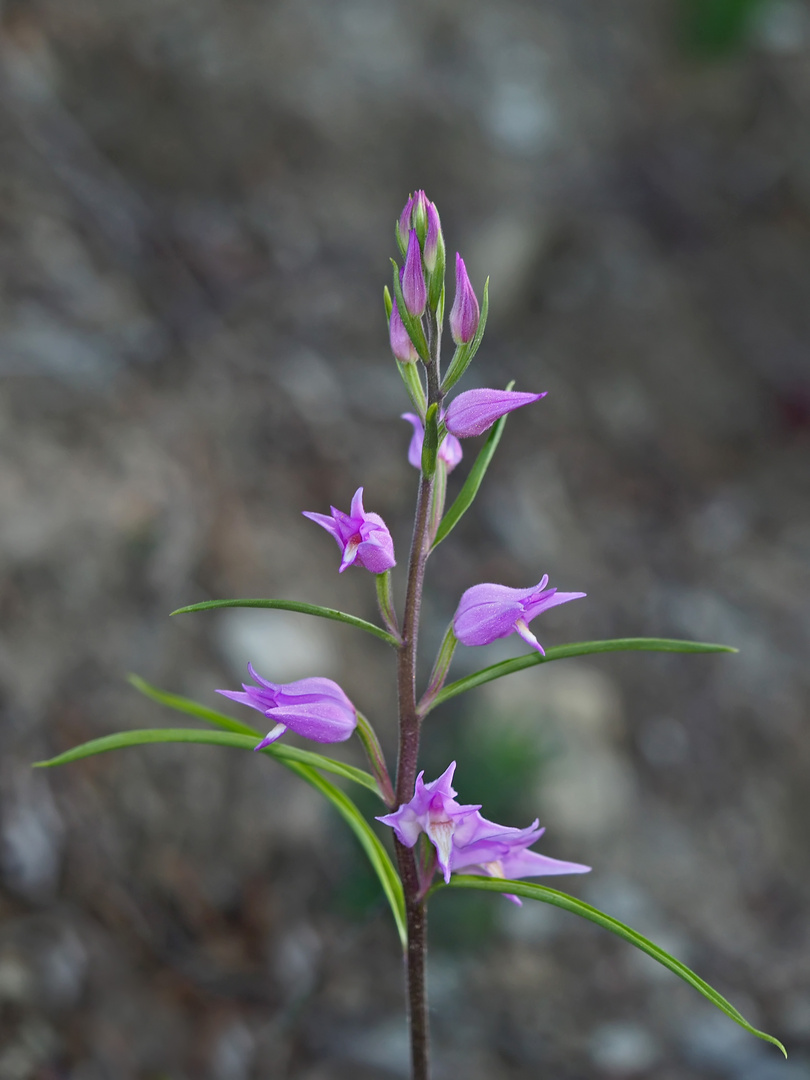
left=31, top=760, right=49, bottom=769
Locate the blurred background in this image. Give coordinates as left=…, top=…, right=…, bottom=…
left=1, top=0, right=809, bottom=1076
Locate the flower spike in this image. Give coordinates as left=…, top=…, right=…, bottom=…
left=217, top=664, right=357, bottom=749
left=303, top=487, right=396, bottom=574
left=453, top=576, right=586, bottom=655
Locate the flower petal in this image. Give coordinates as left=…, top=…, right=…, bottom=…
left=444, top=389, right=547, bottom=439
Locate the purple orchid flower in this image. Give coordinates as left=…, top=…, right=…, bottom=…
left=217, top=663, right=357, bottom=750
left=389, top=295, right=418, bottom=363
left=378, top=763, right=589, bottom=900
left=444, top=388, right=547, bottom=439
left=453, top=575, right=586, bottom=655
left=449, top=253, right=480, bottom=344
left=402, top=229, right=427, bottom=317
left=303, top=487, right=396, bottom=574
left=402, top=413, right=463, bottom=473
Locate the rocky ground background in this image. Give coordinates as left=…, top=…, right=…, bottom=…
left=1, top=0, right=810, bottom=1077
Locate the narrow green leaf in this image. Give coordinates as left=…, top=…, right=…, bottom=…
left=383, top=284, right=393, bottom=321
left=445, top=876, right=786, bottom=1057
left=35, top=729, right=405, bottom=944
left=170, top=598, right=399, bottom=647
left=283, top=760, right=407, bottom=948
left=391, top=259, right=430, bottom=362
left=128, top=674, right=261, bottom=737
left=428, top=638, right=738, bottom=712
left=34, top=728, right=382, bottom=795
left=431, top=378, right=515, bottom=550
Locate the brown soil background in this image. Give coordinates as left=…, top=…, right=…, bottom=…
left=0, top=1, right=809, bottom=1077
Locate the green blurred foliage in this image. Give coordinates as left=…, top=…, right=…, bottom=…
left=677, top=0, right=771, bottom=56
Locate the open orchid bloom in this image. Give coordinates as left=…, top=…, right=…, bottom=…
left=402, top=413, right=463, bottom=472
left=378, top=763, right=589, bottom=900
left=217, top=663, right=357, bottom=750
left=303, top=486, right=396, bottom=574
left=453, top=576, right=586, bottom=655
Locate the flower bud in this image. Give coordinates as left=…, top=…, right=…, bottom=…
left=397, top=194, right=414, bottom=251
left=389, top=296, right=418, bottom=363
left=449, top=253, right=480, bottom=345
left=402, top=229, right=427, bottom=317
left=444, top=388, right=546, bottom=438
left=423, top=201, right=443, bottom=274
left=411, top=189, right=428, bottom=243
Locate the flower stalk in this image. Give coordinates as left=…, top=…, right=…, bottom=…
left=395, top=294, right=444, bottom=1080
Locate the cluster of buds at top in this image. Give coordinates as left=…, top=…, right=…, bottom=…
left=387, top=191, right=488, bottom=409
left=388, top=190, right=454, bottom=365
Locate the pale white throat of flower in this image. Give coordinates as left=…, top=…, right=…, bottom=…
left=426, top=813, right=455, bottom=876
left=480, top=859, right=505, bottom=879
left=340, top=535, right=362, bottom=571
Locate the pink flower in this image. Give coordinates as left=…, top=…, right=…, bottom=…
left=444, top=388, right=547, bottom=438
left=303, top=487, right=396, bottom=574
left=402, top=413, right=463, bottom=472
left=217, top=664, right=357, bottom=749
left=378, top=763, right=589, bottom=899
left=453, top=576, right=586, bottom=655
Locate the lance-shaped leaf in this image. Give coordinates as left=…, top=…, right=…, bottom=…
left=34, top=728, right=382, bottom=796
left=443, top=876, right=786, bottom=1057
left=128, top=676, right=383, bottom=795
left=129, top=674, right=261, bottom=736
left=284, top=760, right=407, bottom=949
left=35, top=730, right=406, bottom=945
left=431, top=379, right=515, bottom=550
left=170, top=598, right=399, bottom=647
left=427, top=638, right=738, bottom=712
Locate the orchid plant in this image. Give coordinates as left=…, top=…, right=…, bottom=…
left=36, top=191, right=786, bottom=1078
